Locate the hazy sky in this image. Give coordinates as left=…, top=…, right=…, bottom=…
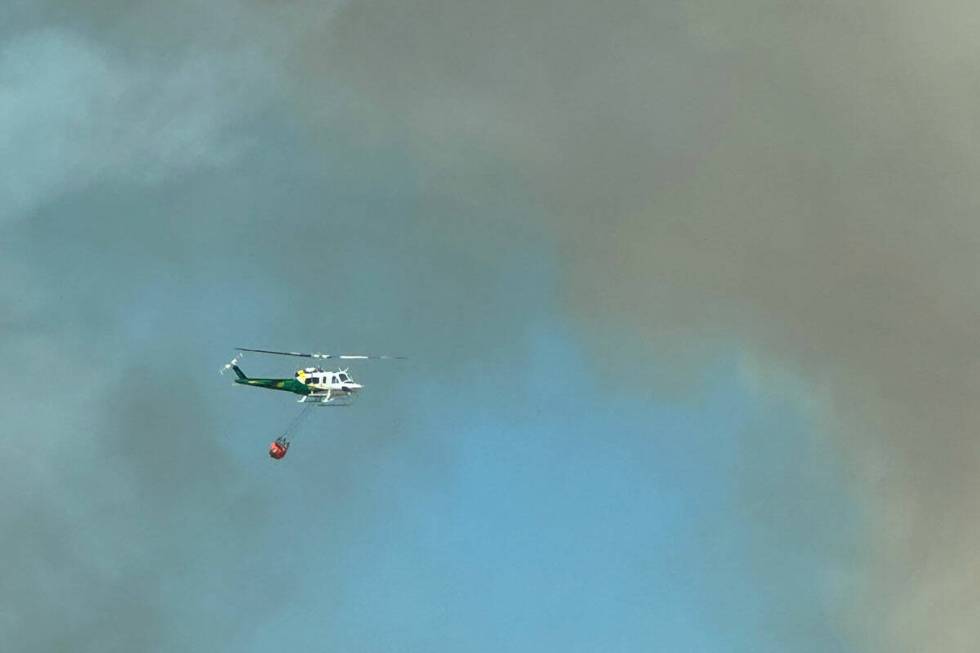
left=3, top=2, right=978, bottom=651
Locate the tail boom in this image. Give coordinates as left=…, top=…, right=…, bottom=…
left=234, top=375, right=310, bottom=395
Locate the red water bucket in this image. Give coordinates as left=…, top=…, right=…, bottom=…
left=269, top=440, right=288, bottom=459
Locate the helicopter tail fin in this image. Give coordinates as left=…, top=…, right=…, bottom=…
left=220, top=355, right=249, bottom=380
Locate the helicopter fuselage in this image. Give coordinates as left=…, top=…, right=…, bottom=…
left=231, top=364, right=362, bottom=399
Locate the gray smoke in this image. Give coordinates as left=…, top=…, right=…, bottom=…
left=4, top=1, right=979, bottom=650
left=295, top=1, right=980, bottom=650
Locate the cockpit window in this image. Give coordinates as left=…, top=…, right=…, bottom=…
left=339, top=373, right=349, bottom=382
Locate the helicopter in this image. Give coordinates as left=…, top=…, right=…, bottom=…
left=221, top=347, right=404, bottom=459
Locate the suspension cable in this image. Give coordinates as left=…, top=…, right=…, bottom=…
left=280, top=402, right=315, bottom=443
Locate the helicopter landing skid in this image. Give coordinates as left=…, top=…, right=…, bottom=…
left=299, top=394, right=354, bottom=406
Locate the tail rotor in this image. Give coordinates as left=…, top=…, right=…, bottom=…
left=219, top=352, right=243, bottom=376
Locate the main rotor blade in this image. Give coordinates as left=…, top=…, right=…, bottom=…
left=236, top=347, right=315, bottom=358
left=335, top=354, right=405, bottom=360
left=236, top=347, right=405, bottom=360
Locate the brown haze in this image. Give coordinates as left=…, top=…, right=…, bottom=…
left=294, top=1, right=980, bottom=649
left=4, top=1, right=979, bottom=650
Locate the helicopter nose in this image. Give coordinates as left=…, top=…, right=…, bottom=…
left=341, top=383, right=362, bottom=392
